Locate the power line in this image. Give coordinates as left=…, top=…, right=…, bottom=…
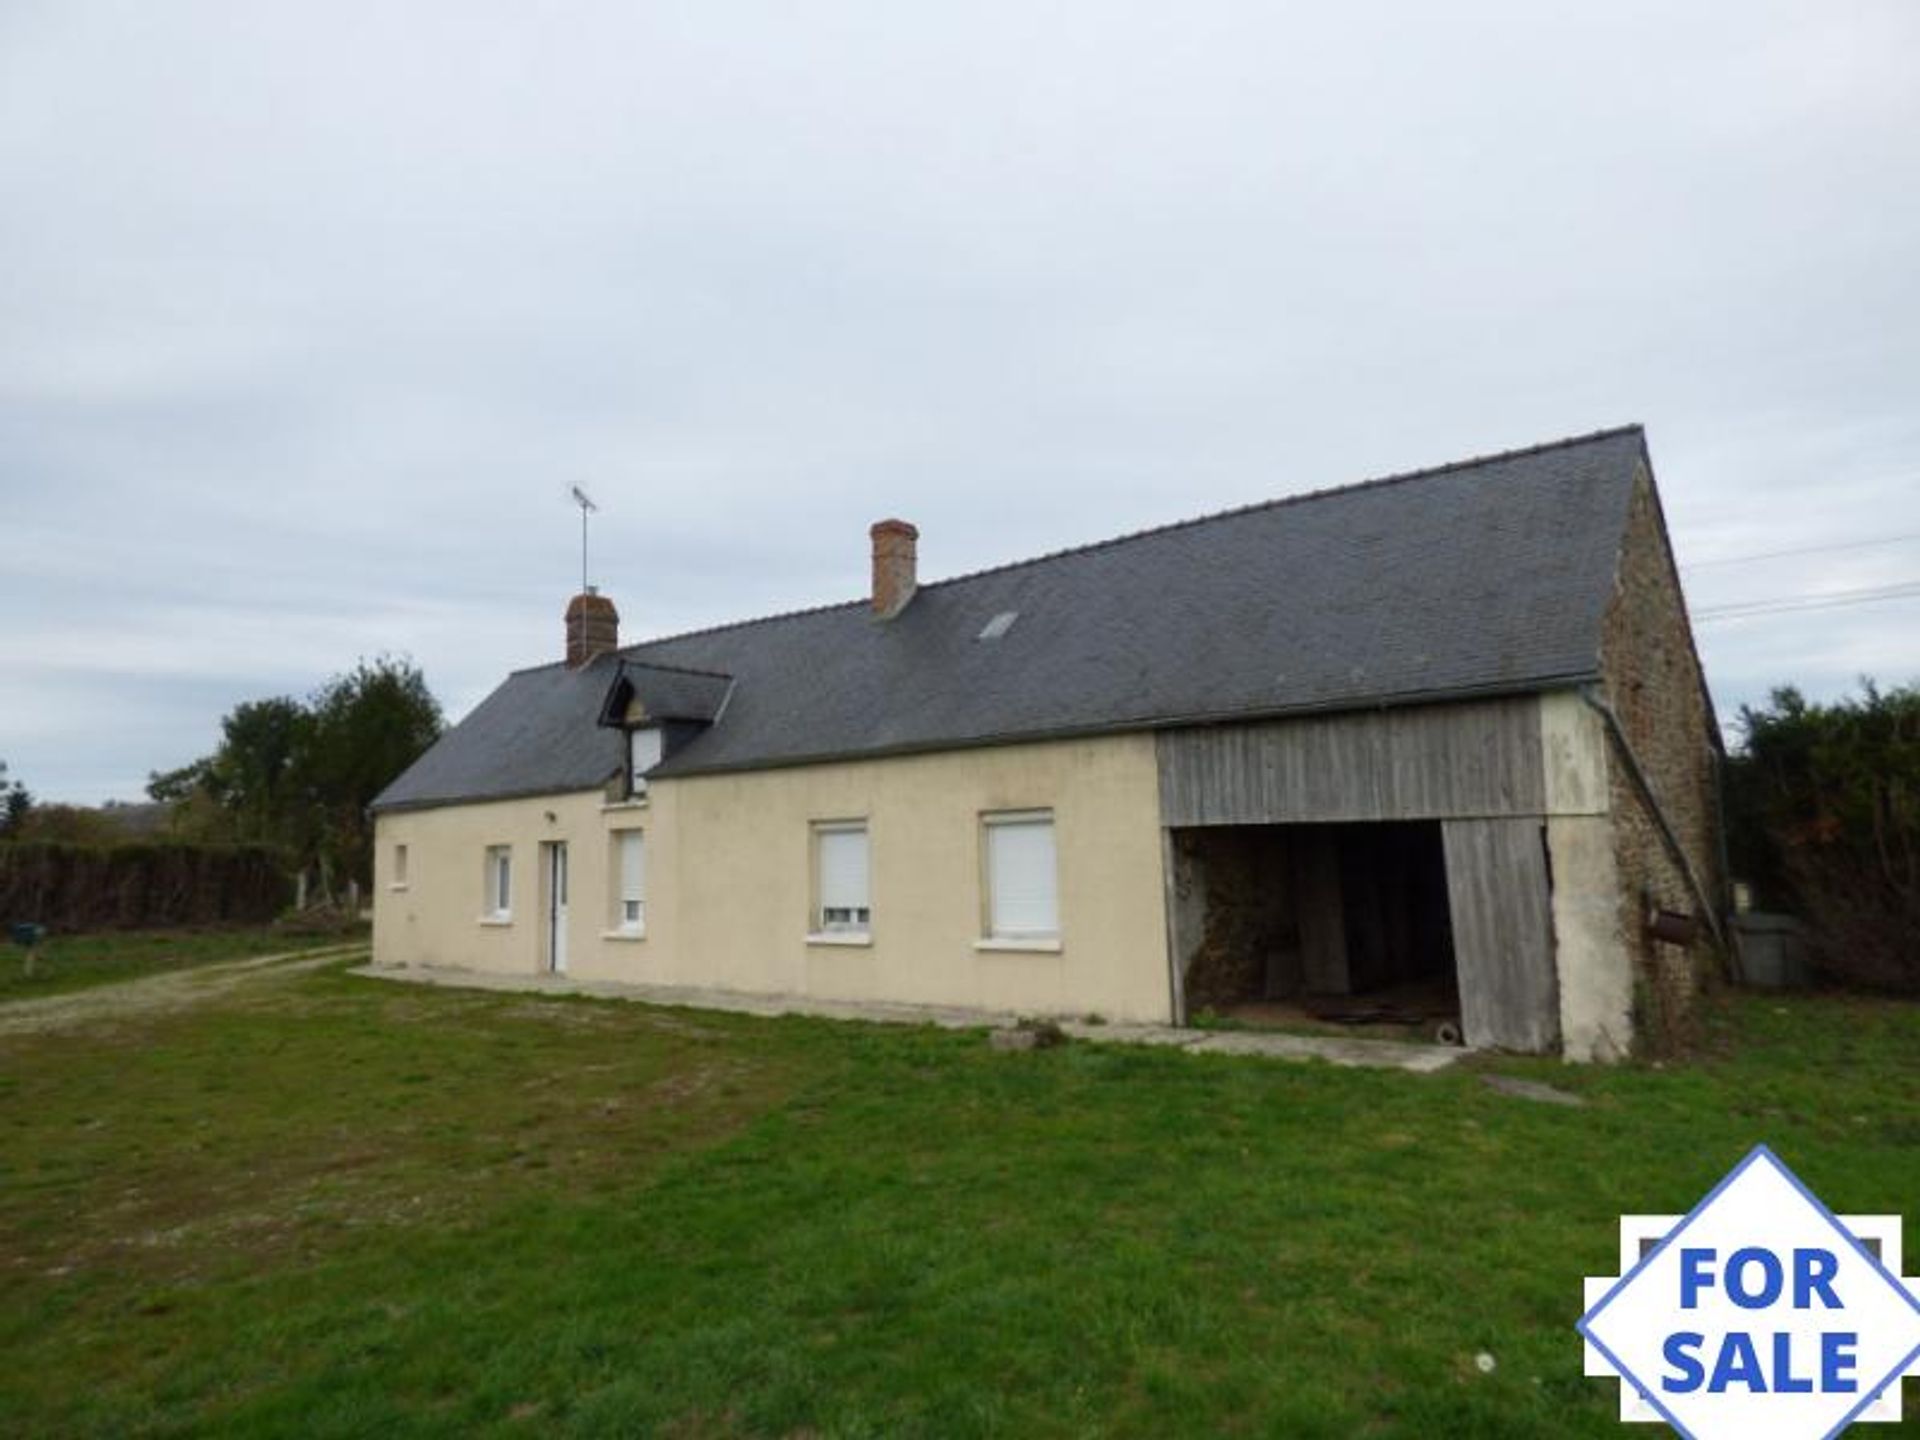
left=1697, top=580, right=1920, bottom=618
left=1682, top=531, right=1920, bottom=570
left=1694, top=580, right=1920, bottom=624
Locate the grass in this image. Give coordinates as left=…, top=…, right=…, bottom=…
left=0, top=954, right=1915, bottom=1437
left=0, top=925, right=363, bottom=1000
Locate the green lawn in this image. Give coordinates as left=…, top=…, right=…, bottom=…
left=0, top=925, right=363, bottom=1000
left=0, top=956, right=1914, bottom=1438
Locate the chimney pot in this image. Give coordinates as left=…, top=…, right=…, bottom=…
left=870, top=519, right=919, bottom=618
left=565, top=591, right=619, bottom=668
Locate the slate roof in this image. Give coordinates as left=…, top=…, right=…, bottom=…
left=372, top=654, right=630, bottom=811
left=372, top=426, right=1650, bottom=813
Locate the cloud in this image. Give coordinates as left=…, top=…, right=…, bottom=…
left=3, top=0, right=1918, bottom=802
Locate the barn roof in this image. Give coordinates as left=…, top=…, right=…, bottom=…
left=372, top=425, right=1650, bottom=812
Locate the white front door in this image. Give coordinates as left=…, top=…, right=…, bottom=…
left=548, top=842, right=569, bottom=974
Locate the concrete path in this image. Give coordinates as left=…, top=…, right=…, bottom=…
left=350, top=964, right=1465, bottom=1073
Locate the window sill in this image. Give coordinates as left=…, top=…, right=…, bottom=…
left=388, top=883, right=409, bottom=893
left=601, top=798, right=649, bottom=812
left=974, top=936, right=1062, bottom=954
left=477, top=915, right=514, bottom=928
left=806, top=932, right=873, bottom=948
left=601, top=929, right=647, bottom=942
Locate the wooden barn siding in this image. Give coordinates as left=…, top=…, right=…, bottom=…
left=1156, top=701, right=1563, bottom=1052
left=1155, top=697, right=1546, bottom=827
left=1442, top=818, right=1560, bottom=1051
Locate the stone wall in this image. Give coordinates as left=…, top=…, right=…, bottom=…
left=1598, top=466, right=1723, bottom=1052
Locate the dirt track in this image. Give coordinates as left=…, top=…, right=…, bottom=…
left=0, top=943, right=369, bottom=1038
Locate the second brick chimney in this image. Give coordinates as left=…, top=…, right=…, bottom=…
left=870, top=519, right=918, bottom=618
left=565, top=588, right=619, bottom=668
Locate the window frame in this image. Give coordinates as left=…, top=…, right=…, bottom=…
left=391, top=842, right=409, bottom=891
left=810, top=819, right=872, bottom=941
left=614, top=828, right=646, bottom=937
left=483, top=844, right=512, bottom=921
left=980, top=809, right=1060, bottom=947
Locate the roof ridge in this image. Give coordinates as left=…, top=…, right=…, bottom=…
left=621, top=595, right=872, bottom=652
left=612, top=422, right=1644, bottom=652
left=919, top=423, right=1646, bottom=592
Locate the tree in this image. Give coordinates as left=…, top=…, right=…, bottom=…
left=147, top=699, right=312, bottom=852
left=0, top=759, right=32, bottom=838
left=1724, top=680, right=1920, bottom=991
left=215, top=697, right=315, bottom=846
left=147, top=658, right=444, bottom=892
left=303, top=659, right=444, bottom=888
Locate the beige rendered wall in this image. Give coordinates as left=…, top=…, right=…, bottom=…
left=372, top=732, right=1174, bottom=1023
left=373, top=788, right=614, bottom=977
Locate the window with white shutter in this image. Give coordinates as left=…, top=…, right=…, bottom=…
left=984, top=812, right=1058, bottom=941
left=814, top=822, right=871, bottom=934
left=629, top=727, right=663, bottom=797
left=616, top=830, right=645, bottom=934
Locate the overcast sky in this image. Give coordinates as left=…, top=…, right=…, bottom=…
left=4, top=2, right=1918, bottom=804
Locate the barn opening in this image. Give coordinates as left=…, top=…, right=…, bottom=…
left=1172, top=822, right=1459, bottom=1033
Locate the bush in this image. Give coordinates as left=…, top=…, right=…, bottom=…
left=0, top=843, right=289, bottom=932
left=1725, top=682, right=1920, bottom=992
left=274, top=900, right=368, bottom=939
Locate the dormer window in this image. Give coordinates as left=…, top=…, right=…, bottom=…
left=597, top=660, right=730, bottom=797
left=629, top=726, right=663, bottom=797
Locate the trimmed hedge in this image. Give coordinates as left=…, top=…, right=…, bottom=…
left=0, top=843, right=289, bottom=932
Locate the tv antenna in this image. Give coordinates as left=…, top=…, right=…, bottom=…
left=570, top=485, right=599, bottom=593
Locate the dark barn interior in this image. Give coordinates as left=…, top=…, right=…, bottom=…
left=1175, top=821, right=1458, bottom=1029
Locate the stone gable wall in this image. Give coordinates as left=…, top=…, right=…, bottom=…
left=1599, top=467, right=1723, bottom=1052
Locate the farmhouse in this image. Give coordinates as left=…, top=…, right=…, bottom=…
left=370, top=426, right=1721, bottom=1060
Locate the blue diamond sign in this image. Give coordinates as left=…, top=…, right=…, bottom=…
left=1579, top=1145, right=1920, bottom=1437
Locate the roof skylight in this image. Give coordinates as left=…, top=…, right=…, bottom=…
left=977, top=611, right=1019, bottom=641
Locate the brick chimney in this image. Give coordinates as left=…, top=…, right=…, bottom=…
left=870, top=519, right=918, bottom=618
left=565, top=588, right=619, bottom=668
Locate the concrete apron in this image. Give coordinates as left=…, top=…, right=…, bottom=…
left=351, top=965, right=1464, bottom=1074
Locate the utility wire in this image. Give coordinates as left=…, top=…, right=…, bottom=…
left=1682, top=530, right=1920, bottom=570
left=1693, top=580, right=1920, bottom=624
left=1697, top=580, right=1920, bottom=617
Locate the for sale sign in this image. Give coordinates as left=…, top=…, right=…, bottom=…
left=1579, top=1145, right=1920, bottom=1438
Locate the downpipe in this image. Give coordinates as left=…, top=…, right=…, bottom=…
left=1580, top=686, right=1727, bottom=952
